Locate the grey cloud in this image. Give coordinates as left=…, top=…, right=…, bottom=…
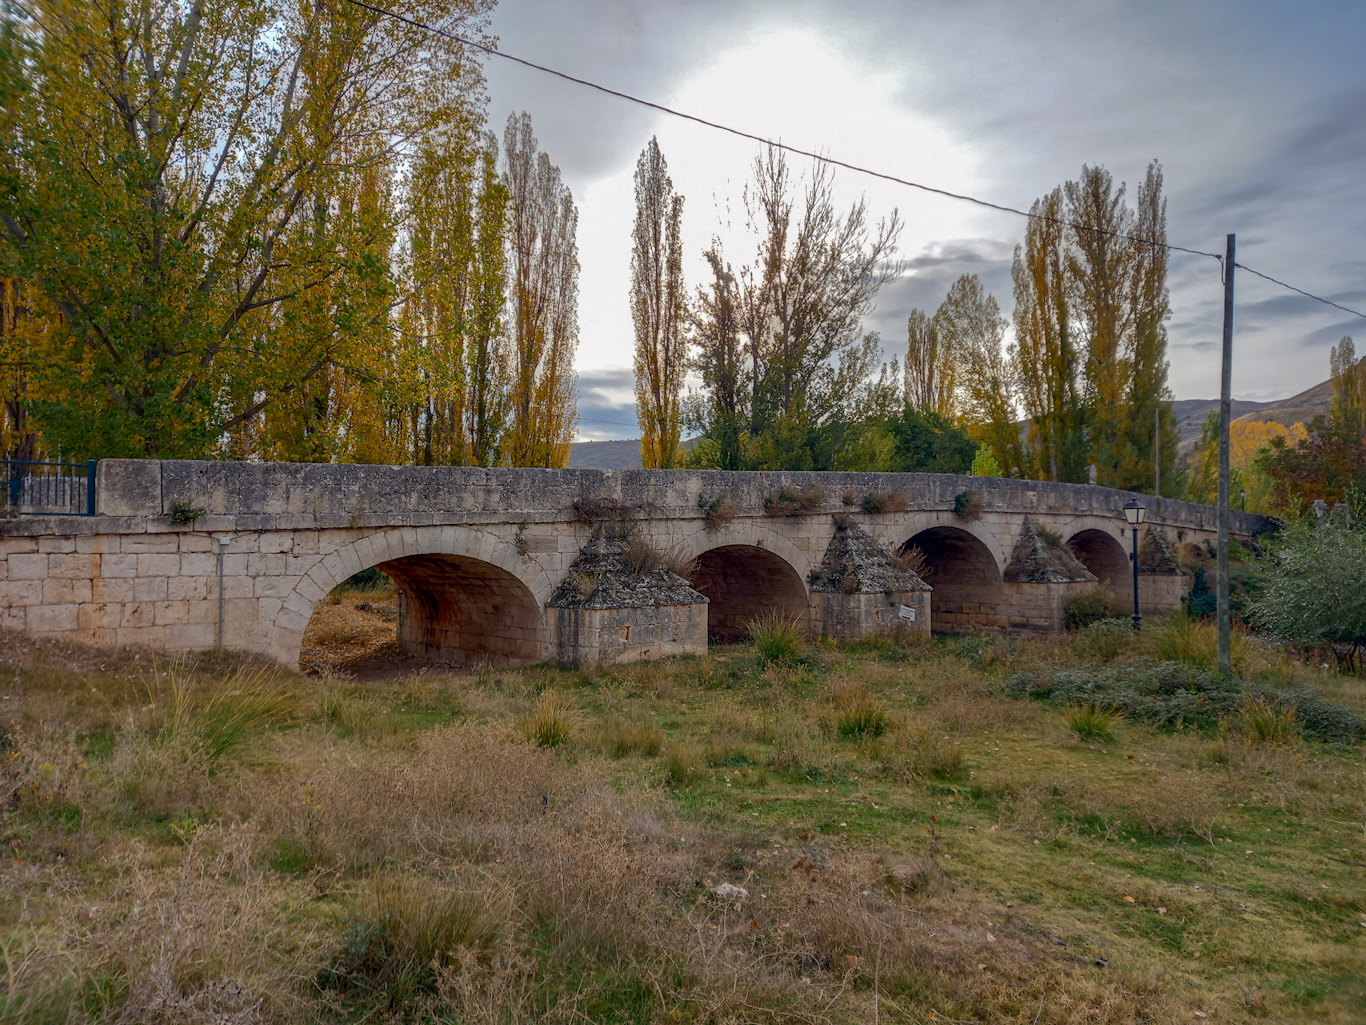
left=574, top=368, right=639, bottom=440
left=866, top=239, right=1015, bottom=347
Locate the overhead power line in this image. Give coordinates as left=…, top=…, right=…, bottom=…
left=1233, top=263, right=1366, bottom=320
left=340, top=0, right=1366, bottom=323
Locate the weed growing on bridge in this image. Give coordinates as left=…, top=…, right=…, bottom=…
left=697, top=493, right=736, bottom=530
left=2, top=618, right=1364, bottom=1024
left=952, top=487, right=983, bottom=520
left=762, top=484, right=826, bottom=517
left=859, top=490, right=910, bottom=514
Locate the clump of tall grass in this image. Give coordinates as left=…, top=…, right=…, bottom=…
left=820, top=681, right=892, bottom=739
left=1148, top=615, right=1249, bottom=673
left=519, top=690, right=579, bottom=748
left=597, top=719, right=663, bottom=758
left=876, top=725, right=965, bottom=780
left=328, top=872, right=502, bottom=992
left=663, top=742, right=702, bottom=788
left=1063, top=702, right=1121, bottom=743
left=1229, top=696, right=1300, bottom=747
left=748, top=613, right=805, bottom=666
left=149, top=667, right=302, bottom=769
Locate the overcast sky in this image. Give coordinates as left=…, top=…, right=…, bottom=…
left=478, top=1, right=1366, bottom=440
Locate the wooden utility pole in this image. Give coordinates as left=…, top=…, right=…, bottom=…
left=1217, top=234, right=1235, bottom=676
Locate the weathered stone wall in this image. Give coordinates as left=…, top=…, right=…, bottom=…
left=813, top=589, right=930, bottom=640
left=553, top=603, right=707, bottom=667
left=1137, top=573, right=1190, bottom=617
left=0, top=459, right=1271, bottom=667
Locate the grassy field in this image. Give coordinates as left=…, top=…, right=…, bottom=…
left=2, top=596, right=1363, bottom=1024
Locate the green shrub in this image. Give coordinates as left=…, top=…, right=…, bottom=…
left=1072, top=618, right=1133, bottom=662
left=1063, top=702, right=1121, bottom=742
left=1066, top=587, right=1124, bottom=630
left=748, top=613, right=805, bottom=666
left=1003, top=660, right=1363, bottom=742
left=1249, top=519, right=1366, bottom=673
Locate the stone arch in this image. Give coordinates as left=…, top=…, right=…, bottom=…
left=901, top=525, right=1003, bottom=634
left=273, top=526, right=552, bottom=669
left=1066, top=527, right=1129, bottom=590
left=686, top=544, right=810, bottom=643
left=869, top=513, right=1005, bottom=578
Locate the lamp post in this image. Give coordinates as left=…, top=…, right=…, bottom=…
left=1123, top=497, right=1147, bottom=633
left=1239, top=488, right=1246, bottom=512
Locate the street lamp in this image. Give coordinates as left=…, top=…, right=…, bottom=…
left=1239, top=487, right=1246, bottom=512
left=1123, top=497, right=1147, bottom=633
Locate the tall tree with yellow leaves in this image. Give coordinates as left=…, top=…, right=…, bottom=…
left=502, top=112, right=579, bottom=468
left=1011, top=188, right=1084, bottom=481
left=630, top=138, right=687, bottom=469
left=0, top=0, right=496, bottom=459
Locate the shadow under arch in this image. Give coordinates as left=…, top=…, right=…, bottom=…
left=1067, top=528, right=1129, bottom=590
left=901, top=525, right=1002, bottom=634
left=277, top=526, right=551, bottom=670
left=380, top=553, right=548, bottom=666
left=687, top=544, right=809, bottom=642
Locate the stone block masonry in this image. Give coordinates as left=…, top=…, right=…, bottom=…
left=0, top=460, right=1272, bottom=669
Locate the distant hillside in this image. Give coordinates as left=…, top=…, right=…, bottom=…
left=568, top=439, right=641, bottom=469
left=1234, top=379, right=1334, bottom=430
left=1172, top=379, right=1333, bottom=455
left=574, top=382, right=1335, bottom=467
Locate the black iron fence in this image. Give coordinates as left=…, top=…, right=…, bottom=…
left=2, top=459, right=97, bottom=516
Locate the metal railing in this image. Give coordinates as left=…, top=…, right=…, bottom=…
left=2, top=459, right=97, bottom=516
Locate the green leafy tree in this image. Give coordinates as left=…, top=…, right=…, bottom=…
left=887, top=407, right=975, bottom=473
left=970, top=444, right=1002, bottom=477
left=0, top=0, right=496, bottom=458
left=1249, top=520, right=1366, bottom=672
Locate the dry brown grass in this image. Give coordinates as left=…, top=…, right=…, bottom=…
left=3, top=624, right=1363, bottom=1025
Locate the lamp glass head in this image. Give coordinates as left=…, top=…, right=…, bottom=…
left=1123, top=497, right=1147, bottom=526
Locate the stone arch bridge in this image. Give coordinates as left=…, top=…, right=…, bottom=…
left=0, top=460, right=1268, bottom=669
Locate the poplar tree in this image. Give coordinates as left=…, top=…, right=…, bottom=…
left=630, top=138, right=686, bottom=468
left=936, top=274, right=1024, bottom=475
left=903, top=308, right=955, bottom=416
left=687, top=247, right=749, bottom=470
left=1066, top=165, right=1133, bottom=483
left=502, top=112, right=580, bottom=467
left=0, top=0, right=497, bottom=459
left=1011, top=188, right=1084, bottom=481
